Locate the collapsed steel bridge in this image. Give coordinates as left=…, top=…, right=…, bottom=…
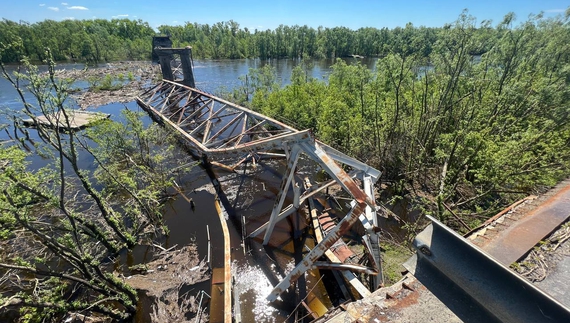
left=136, top=47, right=383, bottom=301
left=136, top=46, right=570, bottom=323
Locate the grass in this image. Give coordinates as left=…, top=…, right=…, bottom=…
left=381, top=241, right=413, bottom=286
left=87, top=74, right=125, bottom=92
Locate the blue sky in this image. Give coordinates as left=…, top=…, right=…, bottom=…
left=3, top=1, right=568, bottom=31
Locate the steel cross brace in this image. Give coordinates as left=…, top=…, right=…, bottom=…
left=266, top=141, right=377, bottom=301
left=137, top=79, right=385, bottom=300
left=262, top=143, right=302, bottom=245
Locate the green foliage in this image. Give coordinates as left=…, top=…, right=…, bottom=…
left=0, top=52, right=193, bottom=321
left=0, top=14, right=507, bottom=63
left=0, top=18, right=154, bottom=63
left=381, top=242, right=412, bottom=285
left=87, top=74, right=125, bottom=92
left=244, top=11, right=570, bottom=230
left=2, top=10, right=567, bottom=63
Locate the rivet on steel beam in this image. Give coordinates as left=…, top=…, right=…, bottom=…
left=402, top=281, right=415, bottom=291
left=419, top=245, right=432, bottom=256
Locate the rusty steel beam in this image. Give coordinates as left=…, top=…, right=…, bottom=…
left=137, top=77, right=385, bottom=304
left=267, top=141, right=377, bottom=301
left=145, top=80, right=297, bottom=131
left=313, top=262, right=377, bottom=275
left=300, top=142, right=375, bottom=207
left=306, top=178, right=372, bottom=298
left=267, top=201, right=367, bottom=301
left=318, top=143, right=381, bottom=182
left=137, top=81, right=312, bottom=157
left=405, top=215, right=570, bottom=323
left=137, top=95, right=312, bottom=157
left=248, top=172, right=360, bottom=239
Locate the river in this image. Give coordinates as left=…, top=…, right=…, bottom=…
left=0, top=56, right=379, bottom=322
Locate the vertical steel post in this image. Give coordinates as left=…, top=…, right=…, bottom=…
left=262, top=144, right=301, bottom=245
left=158, top=53, right=174, bottom=82
left=180, top=47, right=195, bottom=88
left=363, top=176, right=382, bottom=289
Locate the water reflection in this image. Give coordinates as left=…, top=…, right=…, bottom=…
left=192, top=57, right=377, bottom=93
left=233, top=259, right=292, bottom=322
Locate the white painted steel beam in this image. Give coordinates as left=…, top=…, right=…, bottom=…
left=137, top=79, right=385, bottom=302
left=262, top=144, right=301, bottom=245
left=319, top=143, right=381, bottom=182
left=267, top=202, right=367, bottom=301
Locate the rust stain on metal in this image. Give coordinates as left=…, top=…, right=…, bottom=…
left=138, top=78, right=383, bottom=304
left=268, top=200, right=369, bottom=301
left=479, top=182, right=570, bottom=266
left=213, top=198, right=232, bottom=323
left=465, top=195, right=537, bottom=237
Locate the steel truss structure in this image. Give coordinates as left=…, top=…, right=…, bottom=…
left=137, top=64, right=383, bottom=301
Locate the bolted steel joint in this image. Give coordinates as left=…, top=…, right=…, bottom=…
left=419, top=245, right=432, bottom=256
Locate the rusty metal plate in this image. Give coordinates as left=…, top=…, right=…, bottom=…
left=483, top=184, right=570, bottom=266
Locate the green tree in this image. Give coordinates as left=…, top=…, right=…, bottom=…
left=0, top=51, right=192, bottom=322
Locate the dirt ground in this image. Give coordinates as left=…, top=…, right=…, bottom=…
left=126, top=245, right=211, bottom=323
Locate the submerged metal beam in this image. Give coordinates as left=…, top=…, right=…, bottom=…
left=404, top=215, right=570, bottom=323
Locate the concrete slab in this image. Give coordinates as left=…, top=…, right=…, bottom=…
left=23, top=110, right=110, bottom=130
left=535, top=237, right=570, bottom=308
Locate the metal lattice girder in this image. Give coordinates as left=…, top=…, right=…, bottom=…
left=248, top=141, right=378, bottom=241
left=137, top=80, right=384, bottom=299
left=137, top=80, right=304, bottom=157
left=267, top=201, right=369, bottom=301
left=266, top=141, right=378, bottom=301
left=262, top=144, right=302, bottom=245
left=318, top=144, right=381, bottom=182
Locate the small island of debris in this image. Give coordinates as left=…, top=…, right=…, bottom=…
left=51, top=61, right=162, bottom=109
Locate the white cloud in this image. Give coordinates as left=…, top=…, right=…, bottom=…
left=67, top=6, right=88, bottom=10
left=63, top=17, right=75, bottom=20
left=61, top=2, right=68, bottom=5
left=117, top=14, right=129, bottom=17
left=48, top=7, right=59, bottom=11
left=545, top=9, right=565, bottom=13
left=39, top=4, right=45, bottom=6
